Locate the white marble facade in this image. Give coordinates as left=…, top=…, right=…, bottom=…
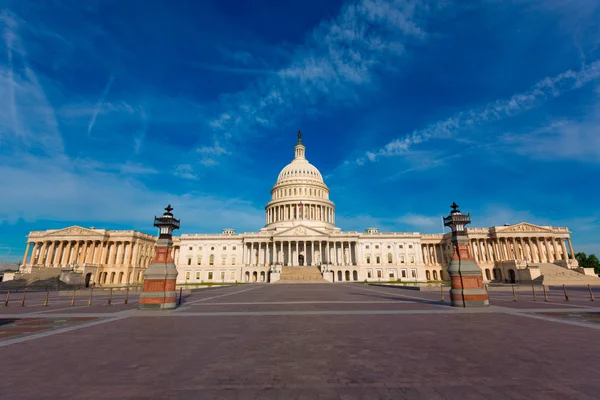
left=16, top=133, right=579, bottom=286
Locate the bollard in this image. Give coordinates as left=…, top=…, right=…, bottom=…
left=531, top=285, right=536, bottom=302
left=542, top=285, right=548, bottom=302
left=512, top=285, right=517, bottom=302
left=177, top=287, right=183, bottom=306
left=71, top=289, right=76, bottom=306
left=4, top=290, right=10, bottom=307
left=562, top=284, right=569, bottom=301
left=88, top=288, right=94, bottom=306
left=20, top=289, right=27, bottom=307
left=124, top=288, right=129, bottom=305
left=440, top=284, right=445, bottom=302
left=108, top=287, right=113, bottom=305
left=588, top=284, right=595, bottom=301
left=43, top=288, right=50, bottom=307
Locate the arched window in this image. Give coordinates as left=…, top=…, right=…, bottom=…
left=485, top=269, right=491, bottom=280
left=433, top=270, right=438, bottom=280
left=426, top=270, right=431, bottom=280
left=376, top=256, right=380, bottom=264
left=387, top=253, right=393, bottom=263
left=209, top=254, right=214, bottom=265
left=366, top=256, right=371, bottom=264
left=294, top=188, right=297, bottom=195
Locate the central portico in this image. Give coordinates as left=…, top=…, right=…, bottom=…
left=175, top=131, right=426, bottom=284
left=244, top=131, right=360, bottom=274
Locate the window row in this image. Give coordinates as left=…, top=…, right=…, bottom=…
left=187, top=245, right=237, bottom=252
left=183, top=270, right=237, bottom=281
left=364, top=244, right=414, bottom=249
left=273, top=186, right=327, bottom=199
left=366, top=268, right=417, bottom=279
left=364, top=253, right=415, bottom=264
left=186, top=255, right=236, bottom=266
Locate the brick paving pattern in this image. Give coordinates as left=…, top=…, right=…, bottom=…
left=0, top=283, right=599, bottom=399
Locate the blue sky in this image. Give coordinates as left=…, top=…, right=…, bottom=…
left=1, top=0, right=600, bottom=262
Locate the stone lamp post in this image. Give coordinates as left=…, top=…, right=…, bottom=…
left=443, top=202, right=489, bottom=307
left=138, top=205, right=180, bottom=310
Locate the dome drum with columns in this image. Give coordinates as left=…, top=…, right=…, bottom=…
left=263, top=131, right=337, bottom=232
left=11, top=131, right=591, bottom=286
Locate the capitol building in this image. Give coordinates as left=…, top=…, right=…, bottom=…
left=13, top=132, right=590, bottom=287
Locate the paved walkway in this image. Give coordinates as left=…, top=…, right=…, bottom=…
left=1, top=284, right=599, bottom=399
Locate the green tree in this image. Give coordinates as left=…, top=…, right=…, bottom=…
left=588, top=254, right=600, bottom=274
left=575, top=252, right=588, bottom=267
left=576, top=252, right=600, bottom=274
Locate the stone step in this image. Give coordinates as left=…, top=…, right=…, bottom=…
left=276, top=266, right=327, bottom=283
left=533, top=263, right=600, bottom=285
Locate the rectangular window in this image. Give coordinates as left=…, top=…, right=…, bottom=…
left=388, top=270, right=395, bottom=279
left=376, top=270, right=382, bottom=278
left=230, top=271, right=235, bottom=280
left=411, top=269, right=417, bottom=278
left=220, top=271, right=225, bottom=280
left=188, top=246, right=192, bottom=251
left=233, top=246, right=236, bottom=250
left=222, top=246, right=226, bottom=251
left=401, top=269, right=407, bottom=278
left=185, top=271, right=191, bottom=280
left=410, top=256, right=414, bottom=263
left=401, top=256, right=405, bottom=263
left=208, top=272, right=213, bottom=280
left=187, top=259, right=191, bottom=265
left=399, top=244, right=403, bottom=249
left=197, top=258, right=201, bottom=265
left=367, top=269, right=373, bottom=278
left=232, top=258, right=236, bottom=265
left=195, top=271, right=200, bottom=280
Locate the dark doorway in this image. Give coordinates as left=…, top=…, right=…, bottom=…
left=85, top=273, right=92, bottom=288
left=509, top=269, right=516, bottom=284
left=298, top=254, right=305, bottom=266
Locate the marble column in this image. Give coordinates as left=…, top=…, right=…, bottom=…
left=560, top=239, right=568, bottom=261
left=552, top=238, right=559, bottom=263
left=22, top=242, right=31, bottom=266
left=567, top=238, right=576, bottom=261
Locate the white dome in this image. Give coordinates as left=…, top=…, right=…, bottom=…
left=276, top=159, right=324, bottom=184
left=262, top=131, right=337, bottom=231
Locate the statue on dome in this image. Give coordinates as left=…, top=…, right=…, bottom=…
left=297, top=130, right=302, bottom=144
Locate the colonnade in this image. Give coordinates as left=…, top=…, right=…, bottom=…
left=469, top=237, right=575, bottom=264
left=244, top=240, right=356, bottom=266
left=266, top=203, right=335, bottom=225
left=21, top=239, right=162, bottom=269
left=422, top=243, right=446, bottom=266
left=421, top=236, right=577, bottom=266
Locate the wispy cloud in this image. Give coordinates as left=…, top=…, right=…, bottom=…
left=200, top=0, right=428, bottom=164
left=174, top=164, right=198, bottom=180
left=87, top=73, right=115, bottom=135
left=0, top=10, right=64, bottom=157
left=358, top=60, right=600, bottom=164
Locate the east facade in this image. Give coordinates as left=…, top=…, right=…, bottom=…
left=12, top=133, right=584, bottom=286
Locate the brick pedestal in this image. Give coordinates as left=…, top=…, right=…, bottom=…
left=138, top=238, right=178, bottom=310
left=448, top=239, right=489, bottom=307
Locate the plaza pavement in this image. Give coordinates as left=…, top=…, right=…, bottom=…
left=1, top=283, right=600, bottom=400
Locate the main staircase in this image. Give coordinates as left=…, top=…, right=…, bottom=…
left=534, top=263, right=600, bottom=285
left=276, top=266, right=328, bottom=283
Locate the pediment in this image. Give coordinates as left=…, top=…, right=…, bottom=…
left=273, top=225, right=328, bottom=238
left=47, top=226, right=103, bottom=237
left=496, top=222, right=553, bottom=234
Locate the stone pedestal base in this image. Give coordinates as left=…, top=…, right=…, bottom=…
left=138, top=250, right=178, bottom=310
left=448, top=262, right=489, bottom=308
left=138, top=277, right=177, bottom=310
